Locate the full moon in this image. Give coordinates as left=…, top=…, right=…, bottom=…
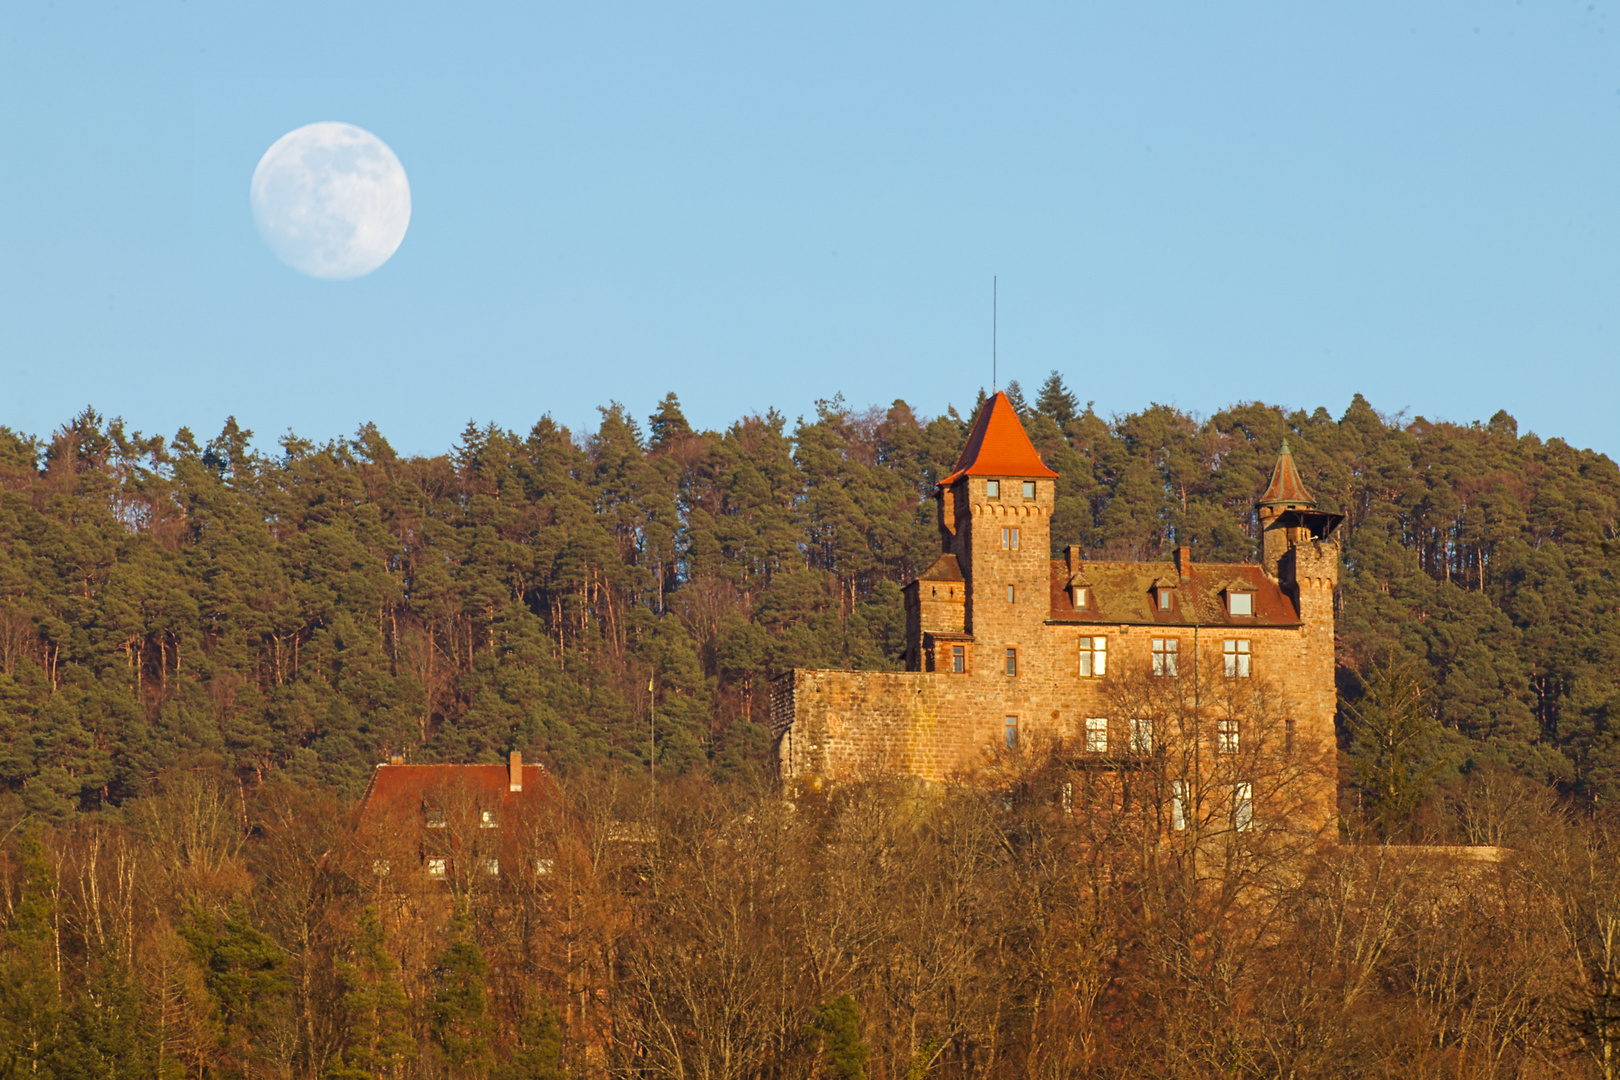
left=250, top=122, right=411, bottom=280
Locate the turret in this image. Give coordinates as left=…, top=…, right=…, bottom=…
left=1256, top=439, right=1343, bottom=588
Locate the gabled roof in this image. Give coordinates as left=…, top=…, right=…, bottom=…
left=1258, top=438, right=1315, bottom=508
left=941, top=392, right=1059, bottom=485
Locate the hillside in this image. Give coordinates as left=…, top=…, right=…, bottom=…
left=1, top=375, right=1617, bottom=819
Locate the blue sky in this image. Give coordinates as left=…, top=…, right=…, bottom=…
left=2, top=3, right=1617, bottom=457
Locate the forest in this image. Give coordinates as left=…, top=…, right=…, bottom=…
left=3, top=375, right=1620, bottom=1076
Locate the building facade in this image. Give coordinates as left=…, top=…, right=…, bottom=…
left=770, top=392, right=1343, bottom=833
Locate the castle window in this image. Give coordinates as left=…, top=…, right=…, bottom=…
left=483, top=858, right=500, bottom=877
left=1217, top=719, right=1240, bottom=754
left=1228, top=590, right=1254, bottom=616
left=426, top=857, right=448, bottom=879
left=1007, top=584, right=1015, bottom=603
left=1130, top=717, right=1154, bottom=753
left=1151, top=638, right=1178, bottom=676
left=1085, top=717, right=1109, bottom=753
left=425, top=805, right=446, bottom=829
left=536, top=857, right=555, bottom=876
left=1005, top=648, right=1018, bottom=676
left=1171, top=780, right=1188, bottom=831
left=1078, top=636, right=1106, bottom=677
left=1072, top=585, right=1089, bottom=609
left=1285, top=718, right=1295, bottom=754
left=1004, top=716, right=1018, bottom=748
left=1001, top=527, right=1019, bottom=549
left=1232, top=783, right=1254, bottom=832
left=1223, top=639, right=1251, bottom=678
left=986, top=480, right=1000, bottom=498
left=481, top=809, right=498, bottom=828
left=1022, top=481, right=1036, bottom=499
left=951, top=645, right=965, bottom=673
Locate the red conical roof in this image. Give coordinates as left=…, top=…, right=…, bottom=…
left=1258, top=439, right=1315, bottom=508
left=941, top=392, right=1058, bottom=485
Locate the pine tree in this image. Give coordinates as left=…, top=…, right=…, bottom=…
left=431, top=909, right=491, bottom=1076
left=1003, top=380, right=1029, bottom=417
left=1035, top=370, right=1078, bottom=426
left=807, top=994, right=869, bottom=1080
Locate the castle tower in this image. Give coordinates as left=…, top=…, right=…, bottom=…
left=1256, top=440, right=1344, bottom=833
left=904, top=392, right=1056, bottom=672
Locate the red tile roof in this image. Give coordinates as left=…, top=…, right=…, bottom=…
left=357, top=761, right=558, bottom=827
left=941, top=392, right=1058, bottom=485
left=1258, top=439, right=1315, bottom=508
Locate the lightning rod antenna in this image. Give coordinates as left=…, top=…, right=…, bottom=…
left=993, top=276, right=998, bottom=393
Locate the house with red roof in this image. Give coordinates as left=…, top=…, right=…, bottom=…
left=770, top=392, right=1342, bottom=835
left=356, top=751, right=567, bottom=886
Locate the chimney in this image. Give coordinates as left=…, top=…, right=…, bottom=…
left=1067, top=545, right=1081, bottom=572
left=509, top=750, right=523, bottom=792
left=1176, top=545, right=1192, bottom=581
left=389, top=754, right=403, bottom=766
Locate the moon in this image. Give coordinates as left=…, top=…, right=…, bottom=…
left=250, top=122, right=411, bottom=280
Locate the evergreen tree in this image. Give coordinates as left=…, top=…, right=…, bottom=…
left=807, top=994, right=869, bottom=1080
left=1035, top=370, right=1078, bottom=426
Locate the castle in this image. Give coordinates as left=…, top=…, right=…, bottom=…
left=770, top=391, right=1343, bottom=832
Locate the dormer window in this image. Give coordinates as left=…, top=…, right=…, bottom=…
left=1227, top=590, right=1254, bottom=616
left=1157, top=587, right=1174, bottom=611
left=1072, top=585, right=1089, bottom=609
left=986, top=479, right=1000, bottom=498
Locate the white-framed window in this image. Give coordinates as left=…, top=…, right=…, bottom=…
left=425, top=807, right=446, bottom=829
left=1005, top=648, right=1017, bottom=676
left=1151, top=638, right=1179, bottom=676
left=1130, top=717, right=1154, bottom=754
left=1072, top=585, right=1090, bottom=609
left=986, top=479, right=1000, bottom=498
left=1228, top=591, right=1254, bottom=616
left=483, top=858, right=500, bottom=877
left=1007, top=584, right=1016, bottom=603
left=1158, top=587, right=1174, bottom=611
left=426, top=857, right=448, bottom=879
left=1022, top=481, right=1036, bottom=499
left=1217, top=719, right=1240, bottom=754
left=1085, top=717, right=1109, bottom=753
left=1001, top=527, right=1020, bottom=549
left=1078, top=636, right=1107, bottom=677
left=1223, top=639, right=1251, bottom=678
left=1171, top=780, right=1188, bottom=831
left=480, top=809, right=499, bottom=828
left=1004, top=716, right=1018, bottom=749
left=1232, top=783, right=1254, bottom=832
left=535, top=857, right=555, bottom=876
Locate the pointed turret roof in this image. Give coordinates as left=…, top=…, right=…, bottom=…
left=940, top=392, right=1058, bottom=485
left=1258, top=438, right=1315, bottom=508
